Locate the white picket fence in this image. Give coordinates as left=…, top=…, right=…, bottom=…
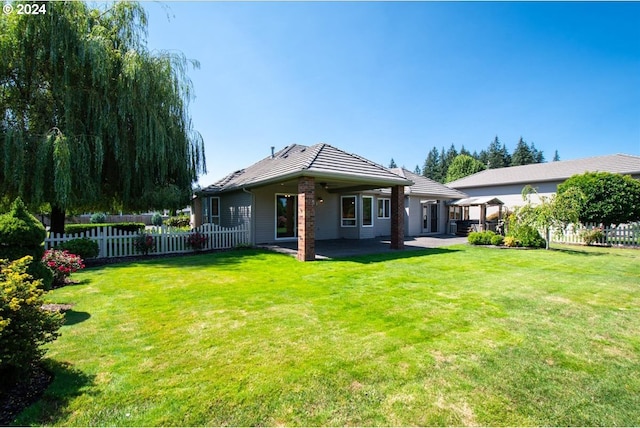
left=552, top=223, right=639, bottom=247
left=45, top=223, right=251, bottom=259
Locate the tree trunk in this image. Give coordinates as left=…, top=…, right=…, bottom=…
left=50, top=206, right=66, bottom=235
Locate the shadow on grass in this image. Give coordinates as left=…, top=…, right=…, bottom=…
left=550, top=247, right=607, bottom=257
left=83, top=248, right=264, bottom=272
left=63, top=310, right=91, bottom=326
left=326, top=247, right=461, bottom=264
left=13, top=360, right=95, bottom=426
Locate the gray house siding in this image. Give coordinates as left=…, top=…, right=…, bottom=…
left=460, top=181, right=558, bottom=218
left=220, top=192, right=252, bottom=227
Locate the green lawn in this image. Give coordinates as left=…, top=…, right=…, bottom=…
left=17, top=245, right=640, bottom=426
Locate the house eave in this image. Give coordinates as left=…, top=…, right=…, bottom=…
left=197, top=169, right=413, bottom=196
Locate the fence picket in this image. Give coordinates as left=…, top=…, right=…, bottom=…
left=45, top=222, right=250, bottom=259
left=552, top=222, right=639, bottom=248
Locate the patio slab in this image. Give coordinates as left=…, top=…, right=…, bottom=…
left=259, top=235, right=468, bottom=260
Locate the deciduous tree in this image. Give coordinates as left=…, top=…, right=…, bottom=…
left=557, top=172, right=640, bottom=228
left=0, top=1, right=206, bottom=234
left=445, top=155, right=486, bottom=183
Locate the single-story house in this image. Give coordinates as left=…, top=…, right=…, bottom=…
left=446, top=153, right=640, bottom=219
left=193, top=143, right=466, bottom=260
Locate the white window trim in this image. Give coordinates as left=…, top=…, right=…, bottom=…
left=341, top=195, right=357, bottom=227
left=377, top=198, right=391, bottom=219
left=362, top=196, right=374, bottom=227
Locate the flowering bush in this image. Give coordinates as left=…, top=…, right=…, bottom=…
left=42, top=249, right=85, bottom=287
left=134, top=233, right=156, bottom=255
left=185, top=232, right=208, bottom=251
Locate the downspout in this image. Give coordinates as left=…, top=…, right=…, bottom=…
left=242, top=188, right=255, bottom=245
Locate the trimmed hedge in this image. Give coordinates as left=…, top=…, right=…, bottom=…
left=64, top=222, right=145, bottom=235
left=55, top=238, right=100, bottom=259
left=468, top=231, right=497, bottom=245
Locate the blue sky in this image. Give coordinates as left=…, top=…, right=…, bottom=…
left=142, top=1, right=640, bottom=186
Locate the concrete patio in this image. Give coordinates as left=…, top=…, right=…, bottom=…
left=259, top=235, right=468, bottom=260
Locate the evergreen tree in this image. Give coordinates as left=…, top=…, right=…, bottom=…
left=422, top=147, right=442, bottom=182
left=438, top=147, right=448, bottom=183
left=531, top=142, right=545, bottom=163
left=477, top=149, right=489, bottom=166
left=0, top=1, right=206, bottom=234
left=486, top=136, right=510, bottom=169
left=460, top=145, right=471, bottom=157
left=511, top=137, right=535, bottom=166
left=553, top=150, right=560, bottom=162
left=413, top=165, right=421, bottom=175
left=389, top=158, right=398, bottom=168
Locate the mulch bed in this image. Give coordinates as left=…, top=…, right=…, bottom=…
left=0, top=364, right=52, bottom=425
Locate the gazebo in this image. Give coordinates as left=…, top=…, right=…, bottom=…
left=448, top=196, right=504, bottom=235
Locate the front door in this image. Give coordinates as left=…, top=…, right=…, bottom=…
left=422, top=202, right=439, bottom=233
left=430, top=203, right=439, bottom=233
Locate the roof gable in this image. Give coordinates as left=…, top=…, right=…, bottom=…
left=201, top=143, right=412, bottom=193
left=447, top=153, right=640, bottom=189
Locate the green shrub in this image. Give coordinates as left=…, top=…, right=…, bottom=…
left=468, top=230, right=496, bottom=245
left=151, top=212, right=164, bottom=226
left=89, top=212, right=106, bottom=224
left=164, top=215, right=191, bottom=228
left=55, top=238, right=99, bottom=259
left=491, top=235, right=504, bottom=246
left=581, top=228, right=604, bottom=246
left=65, top=222, right=145, bottom=235
left=504, top=236, right=519, bottom=247
left=134, top=233, right=156, bottom=255
left=0, top=257, right=63, bottom=386
left=0, top=198, right=52, bottom=289
left=514, top=225, right=546, bottom=248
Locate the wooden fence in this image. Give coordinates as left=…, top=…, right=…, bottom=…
left=45, top=223, right=251, bottom=259
left=551, top=223, right=639, bottom=248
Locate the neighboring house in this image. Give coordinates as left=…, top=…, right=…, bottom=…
left=193, top=143, right=466, bottom=260
left=446, top=153, right=640, bottom=219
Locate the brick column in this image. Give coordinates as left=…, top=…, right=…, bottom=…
left=390, top=185, right=405, bottom=250
left=297, top=176, right=316, bottom=261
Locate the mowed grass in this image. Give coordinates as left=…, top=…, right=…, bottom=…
left=17, top=244, right=640, bottom=426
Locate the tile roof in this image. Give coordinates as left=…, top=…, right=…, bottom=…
left=446, top=153, right=640, bottom=189
left=201, top=143, right=412, bottom=193
left=388, top=168, right=468, bottom=199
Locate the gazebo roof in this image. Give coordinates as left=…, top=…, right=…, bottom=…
left=450, top=196, right=504, bottom=206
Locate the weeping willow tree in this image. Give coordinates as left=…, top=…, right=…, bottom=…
left=0, top=1, right=206, bottom=233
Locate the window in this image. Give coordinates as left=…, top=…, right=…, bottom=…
left=377, top=198, right=390, bottom=219
left=210, top=197, right=220, bottom=224
left=341, top=196, right=357, bottom=227
left=276, top=194, right=297, bottom=238
left=449, top=206, right=461, bottom=220
left=362, top=196, right=373, bottom=227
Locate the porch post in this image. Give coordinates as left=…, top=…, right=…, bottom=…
left=390, top=185, right=405, bottom=250
left=480, top=204, right=487, bottom=231
left=297, top=176, right=316, bottom=261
